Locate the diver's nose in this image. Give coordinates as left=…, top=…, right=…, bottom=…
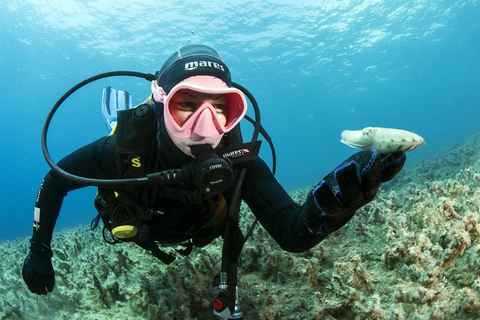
left=191, top=106, right=217, bottom=138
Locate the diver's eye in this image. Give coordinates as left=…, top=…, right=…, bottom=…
left=178, top=102, right=196, bottom=111
left=364, top=129, right=373, bottom=136
left=213, top=104, right=225, bottom=113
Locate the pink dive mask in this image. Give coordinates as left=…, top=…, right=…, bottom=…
left=152, top=76, right=247, bottom=140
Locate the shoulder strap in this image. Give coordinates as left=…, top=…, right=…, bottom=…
left=115, top=102, right=158, bottom=179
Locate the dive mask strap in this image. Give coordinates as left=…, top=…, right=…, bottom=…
left=151, top=81, right=166, bottom=103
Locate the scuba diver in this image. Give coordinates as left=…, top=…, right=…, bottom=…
left=22, top=44, right=406, bottom=319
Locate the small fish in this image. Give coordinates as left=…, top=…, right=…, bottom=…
left=340, top=127, right=426, bottom=153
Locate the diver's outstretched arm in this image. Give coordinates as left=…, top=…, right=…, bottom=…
left=242, top=151, right=406, bottom=252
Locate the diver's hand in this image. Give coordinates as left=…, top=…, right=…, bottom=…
left=380, top=151, right=406, bottom=182
left=305, top=150, right=406, bottom=234
left=22, top=243, right=55, bottom=295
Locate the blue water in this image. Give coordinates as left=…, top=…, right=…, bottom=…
left=1, top=0, right=479, bottom=242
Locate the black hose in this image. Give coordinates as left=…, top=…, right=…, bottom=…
left=41, top=71, right=156, bottom=187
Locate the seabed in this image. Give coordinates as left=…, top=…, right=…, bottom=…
left=2, top=134, right=480, bottom=319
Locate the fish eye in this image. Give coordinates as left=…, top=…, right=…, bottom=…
left=364, top=129, right=373, bottom=136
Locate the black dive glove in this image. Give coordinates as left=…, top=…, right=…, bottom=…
left=22, top=242, right=55, bottom=295
left=305, top=150, right=406, bottom=235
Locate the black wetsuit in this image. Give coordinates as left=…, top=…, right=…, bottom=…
left=31, top=132, right=331, bottom=255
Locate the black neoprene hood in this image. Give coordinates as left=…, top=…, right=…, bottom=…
left=156, top=44, right=232, bottom=94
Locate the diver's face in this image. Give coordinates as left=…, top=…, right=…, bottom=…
left=166, top=89, right=227, bottom=157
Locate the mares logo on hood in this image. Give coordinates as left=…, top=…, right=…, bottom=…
left=185, top=61, right=225, bottom=72
left=156, top=44, right=232, bottom=95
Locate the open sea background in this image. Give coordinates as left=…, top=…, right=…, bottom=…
left=1, top=0, right=479, bottom=243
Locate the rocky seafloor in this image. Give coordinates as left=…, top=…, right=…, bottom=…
left=2, top=134, right=480, bottom=320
